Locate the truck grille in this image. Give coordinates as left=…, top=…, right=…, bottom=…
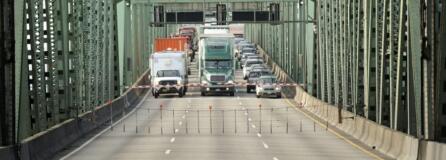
left=159, top=80, right=177, bottom=85
left=210, top=75, right=225, bottom=82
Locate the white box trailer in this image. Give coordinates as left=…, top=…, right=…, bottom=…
left=150, top=51, right=188, bottom=98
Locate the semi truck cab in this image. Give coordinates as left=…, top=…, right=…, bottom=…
left=198, top=34, right=235, bottom=96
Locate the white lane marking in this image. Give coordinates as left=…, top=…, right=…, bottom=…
left=170, top=137, right=175, bottom=143
left=273, top=157, right=279, bottom=160
left=186, top=110, right=189, bottom=113
left=179, top=121, right=183, bottom=126
left=244, top=112, right=248, bottom=116
left=165, top=149, right=171, bottom=155
left=257, top=133, right=262, bottom=138
left=175, top=129, right=179, bottom=133
left=182, top=115, right=186, bottom=119
left=237, top=96, right=240, bottom=99
left=60, top=91, right=150, bottom=160
left=239, top=102, right=242, bottom=105
left=262, top=141, right=269, bottom=149
left=248, top=118, right=252, bottom=121
left=252, top=124, right=256, bottom=128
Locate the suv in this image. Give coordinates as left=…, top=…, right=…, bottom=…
left=243, top=59, right=264, bottom=79
left=246, top=69, right=272, bottom=93
left=256, top=75, right=282, bottom=98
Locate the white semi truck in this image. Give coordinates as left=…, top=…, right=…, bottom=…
left=150, top=51, right=188, bottom=98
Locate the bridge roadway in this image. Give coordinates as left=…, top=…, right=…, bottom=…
left=58, top=60, right=385, bottom=160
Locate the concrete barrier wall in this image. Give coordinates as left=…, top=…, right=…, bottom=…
left=0, top=146, right=16, bottom=160
left=0, top=70, right=151, bottom=160
left=418, top=140, right=446, bottom=160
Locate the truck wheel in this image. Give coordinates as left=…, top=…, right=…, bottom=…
left=184, top=87, right=188, bottom=93
left=201, top=91, right=206, bottom=96
left=229, top=92, right=235, bottom=96
left=256, top=94, right=260, bottom=98
left=276, top=94, right=282, bottom=98
left=154, top=92, right=159, bottom=98
left=247, top=88, right=251, bottom=93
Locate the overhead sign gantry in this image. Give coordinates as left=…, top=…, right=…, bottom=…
left=148, top=1, right=315, bottom=26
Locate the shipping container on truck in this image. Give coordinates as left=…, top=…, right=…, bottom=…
left=229, top=24, right=244, bottom=38
left=154, top=37, right=191, bottom=75
left=154, top=37, right=189, bottom=52
left=179, top=26, right=198, bottom=61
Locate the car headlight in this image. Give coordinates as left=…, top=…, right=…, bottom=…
left=228, top=80, right=234, bottom=84
left=275, top=87, right=281, bottom=91
left=177, top=80, right=182, bottom=85
left=201, top=80, right=208, bottom=84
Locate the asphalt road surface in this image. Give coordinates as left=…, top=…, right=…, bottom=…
left=59, top=60, right=387, bottom=160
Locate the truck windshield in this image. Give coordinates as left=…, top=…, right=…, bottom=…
left=157, top=70, right=180, bottom=77
left=205, top=60, right=232, bottom=69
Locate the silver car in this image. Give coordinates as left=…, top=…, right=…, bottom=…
left=246, top=69, right=272, bottom=93
left=256, top=75, right=282, bottom=98
left=243, top=59, right=264, bottom=79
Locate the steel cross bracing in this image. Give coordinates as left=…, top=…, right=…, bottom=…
left=16, top=0, right=121, bottom=140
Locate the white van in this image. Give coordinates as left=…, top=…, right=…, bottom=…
left=150, top=51, right=188, bottom=98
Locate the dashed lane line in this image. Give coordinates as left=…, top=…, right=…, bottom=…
left=165, top=149, right=171, bottom=155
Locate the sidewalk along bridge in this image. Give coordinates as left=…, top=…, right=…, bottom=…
left=0, top=0, right=446, bottom=160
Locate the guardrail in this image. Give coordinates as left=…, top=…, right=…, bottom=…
left=0, top=70, right=151, bottom=160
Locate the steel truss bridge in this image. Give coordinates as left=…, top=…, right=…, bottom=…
left=1, top=0, right=446, bottom=160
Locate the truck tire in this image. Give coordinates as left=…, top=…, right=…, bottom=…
left=178, top=89, right=184, bottom=97
left=247, top=87, right=251, bottom=93
left=229, top=92, right=235, bottom=96
left=201, top=91, right=206, bottom=96
left=276, top=93, right=282, bottom=98
left=154, top=92, right=159, bottom=98
left=256, top=94, right=260, bottom=98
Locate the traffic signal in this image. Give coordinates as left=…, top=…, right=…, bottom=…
left=154, top=6, right=164, bottom=27
left=216, top=4, right=227, bottom=25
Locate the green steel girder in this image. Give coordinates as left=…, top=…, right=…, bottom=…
left=1, top=0, right=16, bottom=146
left=435, top=0, right=446, bottom=141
